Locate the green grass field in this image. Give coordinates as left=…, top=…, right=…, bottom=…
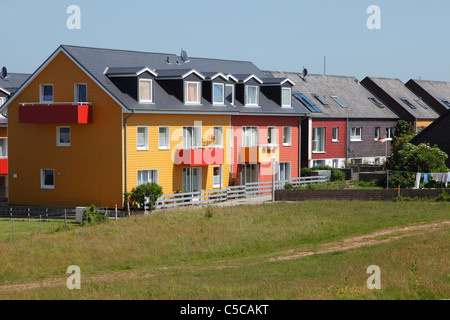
left=0, top=200, right=448, bottom=299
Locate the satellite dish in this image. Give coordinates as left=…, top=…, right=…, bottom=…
left=302, top=67, right=308, bottom=78
left=0, top=67, right=7, bottom=80
left=181, top=49, right=190, bottom=63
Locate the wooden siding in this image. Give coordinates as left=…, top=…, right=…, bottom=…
left=125, top=114, right=231, bottom=194
left=6, top=51, right=123, bottom=208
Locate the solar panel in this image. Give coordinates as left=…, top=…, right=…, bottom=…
left=293, top=93, right=322, bottom=113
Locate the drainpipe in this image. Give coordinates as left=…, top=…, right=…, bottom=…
left=123, top=110, right=135, bottom=208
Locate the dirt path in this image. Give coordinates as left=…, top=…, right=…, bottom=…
left=0, top=219, right=448, bottom=294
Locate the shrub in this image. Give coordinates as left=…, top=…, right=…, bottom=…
left=389, top=172, right=415, bottom=189
left=82, top=205, right=108, bottom=226
left=435, top=191, right=450, bottom=202
left=284, top=183, right=294, bottom=190
left=300, top=167, right=312, bottom=177
left=128, top=183, right=163, bottom=211
left=330, top=168, right=346, bottom=182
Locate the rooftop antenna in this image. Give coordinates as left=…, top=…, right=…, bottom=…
left=324, top=56, right=326, bottom=75
left=0, top=67, right=7, bottom=80
left=181, top=49, right=190, bottom=63
left=302, top=66, right=308, bottom=81
left=166, top=56, right=171, bottom=64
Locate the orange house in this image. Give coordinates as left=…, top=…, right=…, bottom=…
left=1, top=45, right=307, bottom=209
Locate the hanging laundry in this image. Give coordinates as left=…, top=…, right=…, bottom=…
left=431, top=173, right=439, bottom=181
left=423, top=173, right=430, bottom=184
left=415, top=172, right=421, bottom=189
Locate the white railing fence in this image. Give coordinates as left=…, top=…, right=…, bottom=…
left=154, top=176, right=327, bottom=209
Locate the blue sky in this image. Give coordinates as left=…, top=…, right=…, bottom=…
left=2, top=0, right=450, bottom=82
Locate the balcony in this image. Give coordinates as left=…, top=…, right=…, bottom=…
left=174, top=148, right=224, bottom=166
left=19, top=103, right=92, bottom=124
left=240, top=145, right=279, bottom=164
left=0, top=158, right=7, bottom=175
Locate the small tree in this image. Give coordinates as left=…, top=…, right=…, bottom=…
left=128, top=182, right=163, bottom=211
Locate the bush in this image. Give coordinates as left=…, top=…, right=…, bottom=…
left=389, top=172, right=415, bottom=189
left=300, top=167, right=312, bottom=177
left=330, top=168, right=346, bottom=182
left=127, top=183, right=163, bottom=211
left=435, top=191, right=450, bottom=202
left=83, top=205, right=108, bottom=226
left=284, top=183, right=294, bottom=190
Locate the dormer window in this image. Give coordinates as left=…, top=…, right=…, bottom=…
left=245, top=85, right=259, bottom=106
left=281, top=88, right=292, bottom=107
left=185, top=81, right=200, bottom=104
left=139, top=79, right=153, bottom=103
left=213, top=83, right=224, bottom=105
left=225, top=84, right=234, bottom=104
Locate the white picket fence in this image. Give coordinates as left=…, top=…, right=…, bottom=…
left=154, top=176, right=328, bottom=209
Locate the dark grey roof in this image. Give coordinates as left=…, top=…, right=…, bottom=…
left=407, top=79, right=450, bottom=110
left=105, top=67, right=148, bottom=75
left=60, top=45, right=307, bottom=115
left=155, top=68, right=201, bottom=78
left=0, top=73, right=30, bottom=94
left=364, top=77, right=440, bottom=120
left=264, top=71, right=399, bottom=119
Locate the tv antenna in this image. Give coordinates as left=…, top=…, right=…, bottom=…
left=0, top=67, right=7, bottom=80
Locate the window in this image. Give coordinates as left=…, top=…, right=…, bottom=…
left=277, top=162, right=291, bottom=182
left=139, top=79, right=152, bottom=103
left=374, top=127, right=380, bottom=140
left=313, top=127, right=325, bottom=152
left=213, top=166, right=222, bottom=188
left=183, top=126, right=202, bottom=149
left=242, top=164, right=258, bottom=184
left=185, top=82, right=200, bottom=104
left=182, top=167, right=201, bottom=192
left=0, top=138, right=7, bottom=158
left=40, top=85, right=53, bottom=103
left=283, top=126, right=291, bottom=146
left=242, top=127, right=258, bottom=147
left=213, top=83, right=224, bottom=105
left=312, top=160, right=326, bottom=167
left=293, top=93, right=322, bottom=113
left=230, top=126, right=234, bottom=148
left=57, top=127, right=71, bottom=147
left=386, top=127, right=394, bottom=139
left=225, top=84, right=234, bottom=105
left=352, top=158, right=363, bottom=165
left=213, top=126, right=223, bottom=147
left=137, top=127, right=149, bottom=150
left=400, top=98, right=416, bottom=109
left=41, top=169, right=55, bottom=189
left=281, top=88, right=292, bottom=107
left=267, top=126, right=276, bottom=146
left=245, top=86, right=259, bottom=106
left=159, top=127, right=170, bottom=150
left=441, top=99, right=450, bottom=108
left=314, top=95, right=328, bottom=106
left=332, top=159, right=339, bottom=168
left=75, top=84, right=87, bottom=103
left=332, top=96, right=346, bottom=107
left=414, top=98, right=428, bottom=109
left=350, top=127, right=362, bottom=141
left=368, top=97, right=384, bottom=108
left=332, top=127, right=339, bottom=142
left=137, top=170, right=158, bottom=186
left=0, top=97, right=5, bottom=107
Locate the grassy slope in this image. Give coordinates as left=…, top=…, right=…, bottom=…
left=0, top=200, right=448, bottom=299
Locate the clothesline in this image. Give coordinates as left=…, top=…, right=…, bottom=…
left=414, top=172, right=450, bottom=189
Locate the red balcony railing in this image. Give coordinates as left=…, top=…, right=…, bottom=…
left=19, top=103, right=92, bottom=124
left=174, top=148, right=224, bottom=166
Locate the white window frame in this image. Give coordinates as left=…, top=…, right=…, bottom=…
left=283, top=126, right=292, bottom=146
left=277, top=162, right=291, bottom=182
left=40, top=84, right=53, bottom=103
left=212, top=166, right=223, bottom=189
left=242, top=126, right=259, bottom=147
left=138, top=79, right=153, bottom=104
left=212, top=83, right=225, bottom=105
left=137, top=126, right=149, bottom=150
left=213, top=126, right=223, bottom=148
left=183, top=126, right=202, bottom=149
left=158, top=126, right=170, bottom=150
left=185, top=81, right=201, bottom=104
left=281, top=87, right=292, bottom=108
left=332, top=127, right=339, bottom=142
left=245, top=85, right=259, bottom=106
left=267, top=126, right=277, bottom=146
left=40, top=169, right=55, bottom=189
left=0, top=97, right=6, bottom=107
left=57, top=126, right=71, bottom=147
left=74, top=83, right=87, bottom=103
left=230, top=126, right=234, bottom=148
left=137, top=169, right=159, bottom=186
left=0, top=138, right=7, bottom=158
left=374, top=127, right=380, bottom=140
left=313, top=127, right=325, bottom=153
left=386, top=127, right=394, bottom=140
left=350, top=127, right=362, bottom=141
left=225, top=84, right=235, bottom=105
left=312, top=160, right=326, bottom=168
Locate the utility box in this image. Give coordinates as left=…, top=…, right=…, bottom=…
left=75, top=207, right=85, bottom=224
